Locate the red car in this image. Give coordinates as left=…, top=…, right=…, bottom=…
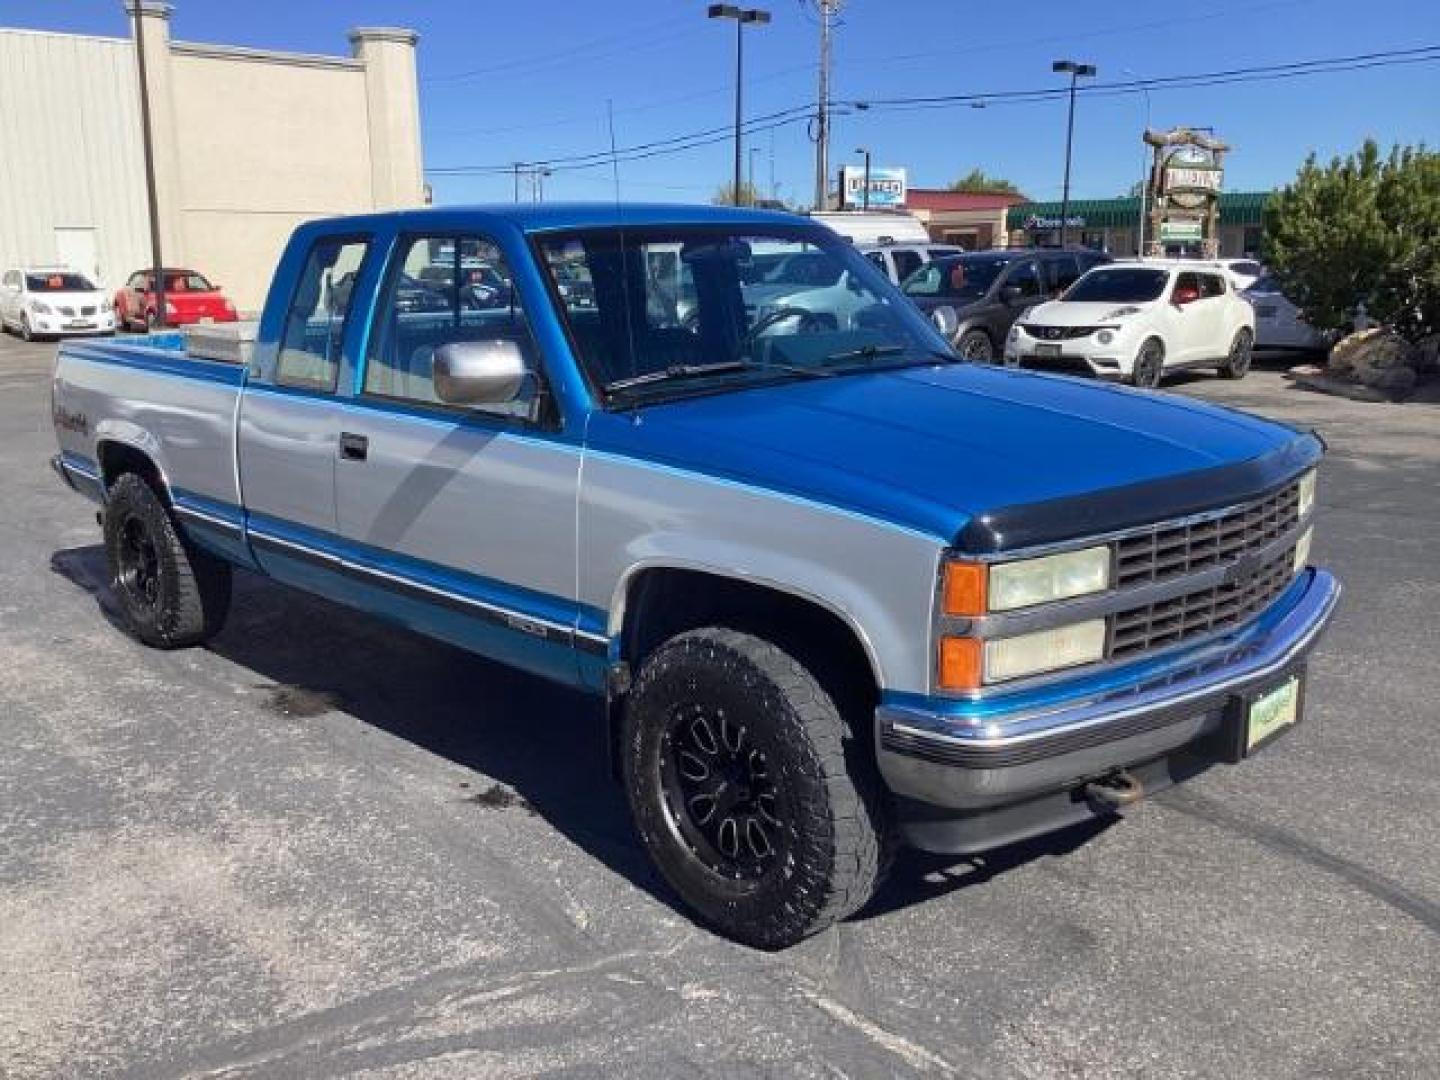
left=114, top=268, right=238, bottom=330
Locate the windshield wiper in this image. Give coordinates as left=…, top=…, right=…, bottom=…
left=604, top=357, right=829, bottom=396
left=820, top=344, right=958, bottom=367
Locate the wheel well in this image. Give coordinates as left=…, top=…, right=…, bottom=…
left=619, top=567, right=879, bottom=709
left=97, top=441, right=168, bottom=504
left=606, top=568, right=882, bottom=779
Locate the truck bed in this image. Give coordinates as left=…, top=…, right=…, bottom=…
left=51, top=333, right=246, bottom=520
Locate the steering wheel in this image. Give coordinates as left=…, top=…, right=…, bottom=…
left=739, top=305, right=818, bottom=356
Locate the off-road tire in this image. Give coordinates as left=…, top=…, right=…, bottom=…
left=1221, top=327, right=1254, bottom=379
left=622, top=627, right=892, bottom=949
left=1130, top=337, right=1165, bottom=388
left=103, top=473, right=231, bottom=648
left=956, top=328, right=995, bottom=363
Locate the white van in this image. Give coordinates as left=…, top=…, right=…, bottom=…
left=808, top=210, right=930, bottom=246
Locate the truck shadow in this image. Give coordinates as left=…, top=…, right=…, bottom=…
left=50, top=543, right=1111, bottom=935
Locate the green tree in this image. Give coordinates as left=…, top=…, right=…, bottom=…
left=1264, top=140, right=1440, bottom=338
left=948, top=168, right=1023, bottom=195
left=711, top=180, right=765, bottom=207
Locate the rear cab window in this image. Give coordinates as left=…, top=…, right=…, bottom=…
left=275, top=236, right=371, bottom=391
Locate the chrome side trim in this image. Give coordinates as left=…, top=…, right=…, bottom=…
left=244, top=525, right=607, bottom=653
left=887, top=568, right=1339, bottom=752
left=173, top=503, right=243, bottom=534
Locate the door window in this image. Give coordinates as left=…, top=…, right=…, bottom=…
left=890, top=249, right=923, bottom=282
left=363, top=235, right=537, bottom=419
left=1005, top=260, right=1043, bottom=298
left=276, top=236, right=370, bottom=391
left=1044, top=255, right=1082, bottom=293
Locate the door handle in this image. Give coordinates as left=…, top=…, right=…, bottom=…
left=339, top=432, right=369, bottom=461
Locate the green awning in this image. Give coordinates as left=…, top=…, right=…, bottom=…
left=1007, top=191, right=1272, bottom=230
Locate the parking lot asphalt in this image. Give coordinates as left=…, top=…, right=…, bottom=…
left=2, top=330, right=1437, bottom=1079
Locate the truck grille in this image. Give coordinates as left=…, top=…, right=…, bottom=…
left=57, top=305, right=76, bottom=317
left=1115, top=480, right=1301, bottom=588
left=1110, top=544, right=1298, bottom=659
left=81, top=305, right=97, bottom=316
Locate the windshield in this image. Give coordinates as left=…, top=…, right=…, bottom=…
left=538, top=226, right=953, bottom=403
left=1063, top=267, right=1169, bottom=303
left=901, top=255, right=1009, bottom=300
left=26, top=272, right=95, bottom=292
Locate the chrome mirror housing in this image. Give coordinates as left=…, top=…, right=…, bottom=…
left=432, top=340, right=529, bottom=405
left=931, top=305, right=960, bottom=339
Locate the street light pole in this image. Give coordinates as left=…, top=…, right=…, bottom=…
left=749, top=146, right=762, bottom=206
left=1052, top=59, right=1096, bottom=249
left=855, top=147, right=871, bottom=210
left=709, top=5, right=771, bottom=207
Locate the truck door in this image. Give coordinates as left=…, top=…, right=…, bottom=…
left=237, top=234, right=373, bottom=579
left=332, top=231, right=583, bottom=685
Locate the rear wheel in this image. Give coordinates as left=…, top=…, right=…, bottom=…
left=1129, top=337, right=1165, bottom=388
left=103, top=473, right=231, bottom=648
left=956, top=328, right=994, bottom=363
left=622, top=627, right=891, bottom=949
left=1221, top=327, right=1254, bottom=379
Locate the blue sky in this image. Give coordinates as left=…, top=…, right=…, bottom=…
left=4, top=0, right=1437, bottom=207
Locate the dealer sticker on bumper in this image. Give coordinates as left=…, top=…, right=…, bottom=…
left=1246, top=676, right=1301, bottom=754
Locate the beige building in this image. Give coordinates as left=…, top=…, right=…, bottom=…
left=0, top=3, right=423, bottom=311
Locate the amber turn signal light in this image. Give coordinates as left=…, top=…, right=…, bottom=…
left=937, top=636, right=983, bottom=691
left=942, top=561, right=987, bottom=616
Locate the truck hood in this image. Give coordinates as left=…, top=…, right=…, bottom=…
left=589, top=363, right=1307, bottom=547
left=1023, top=299, right=1159, bottom=326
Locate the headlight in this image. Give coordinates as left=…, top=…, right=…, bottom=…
left=1008, top=324, right=1022, bottom=341
left=1297, top=470, right=1316, bottom=518
left=983, top=619, right=1107, bottom=683
left=988, top=546, right=1111, bottom=612
left=1096, top=330, right=1114, bottom=345
left=30, top=300, right=51, bottom=314
left=1293, top=526, right=1313, bottom=573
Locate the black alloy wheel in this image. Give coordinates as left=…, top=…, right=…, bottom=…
left=116, top=514, right=162, bottom=611
left=660, top=701, right=783, bottom=880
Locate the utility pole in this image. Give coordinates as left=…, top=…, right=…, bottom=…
left=132, top=4, right=166, bottom=329
left=812, top=0, right=840, bottom=211
left=1052, top=59, right=1096, bottom=249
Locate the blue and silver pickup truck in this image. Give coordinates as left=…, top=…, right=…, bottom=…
left=50, top=204, right=1339, bottom=948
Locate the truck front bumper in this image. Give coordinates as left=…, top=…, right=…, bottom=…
left=876, top=568, right=1340, bottom=853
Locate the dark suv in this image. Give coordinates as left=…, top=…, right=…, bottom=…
left=901, top=248, right=1112, bottom=361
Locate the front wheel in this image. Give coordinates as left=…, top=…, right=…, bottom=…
left=103, top=473, right=232, bottom=648
left=20, top=313, right=34, bottom=342
left=1129, top=338, right=1165, bottom=388
left=1221, top=327, right=1254, bottom=379
left=622, top=627, right=891, bottom=949
left=956, top=328, right=995, bottom=363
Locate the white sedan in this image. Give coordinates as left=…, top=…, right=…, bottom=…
left=1004, top=261, right=1256, bottom=388
left=0, top=266, right=116, bottom=340
left=1242, top=274, right=1330, bottom=353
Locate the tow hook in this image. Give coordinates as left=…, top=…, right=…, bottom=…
left=1083, top=770, right=1145, bottom=813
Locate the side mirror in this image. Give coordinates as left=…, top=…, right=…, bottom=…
left=432, top=339, right=529, bottom=405
left=931, top=305, right=960, bottom=339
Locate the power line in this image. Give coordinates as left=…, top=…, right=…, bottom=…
left=425, top=44, right=1440, bottom=179
left=423, top=14, right=695, bottom=83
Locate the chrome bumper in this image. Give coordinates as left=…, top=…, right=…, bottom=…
left=877, top=568, right=1341, bottom=814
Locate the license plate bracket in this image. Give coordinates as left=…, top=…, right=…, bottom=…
left=1223, top=670, right=1305, bottom=761
left=1034, top=342, right=1062, bottom=357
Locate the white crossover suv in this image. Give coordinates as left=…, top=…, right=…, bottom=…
left=0, top=266, right=116, bottom=340
left=1004, top=261, right=1256, bottom=388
